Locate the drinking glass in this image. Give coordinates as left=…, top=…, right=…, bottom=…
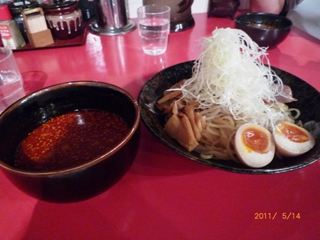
left=137, top=4, right=170, bottom=55
left=143, top=0, right=194, bottom=32
left=0, top=47, right=25, bottom=113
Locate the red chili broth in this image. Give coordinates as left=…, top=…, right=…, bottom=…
left=14, top=110, right=130, bottom=171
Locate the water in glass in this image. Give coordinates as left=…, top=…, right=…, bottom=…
left=139, top=18, right=170, bottom=55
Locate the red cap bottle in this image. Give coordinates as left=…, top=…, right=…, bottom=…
left=0, top=4, right=26, bottom=49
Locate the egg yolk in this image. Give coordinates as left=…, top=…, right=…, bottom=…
left=277, top=122, right=309, bottom=143
left=242, top=127, right=270, bottom=153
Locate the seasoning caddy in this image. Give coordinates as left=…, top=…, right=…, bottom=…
left=0, top=4, right=26, bottom=49
left=8, top=0, right=40, bottom=43
left=22, top=7, right=54, bottom=47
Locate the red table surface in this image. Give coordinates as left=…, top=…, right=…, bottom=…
left=1, top=13, right=320, bottom=240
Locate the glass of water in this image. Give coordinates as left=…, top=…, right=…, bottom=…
left=0, top=47, right=25, bottom=114
left=137, top=4, right=170, bottom=55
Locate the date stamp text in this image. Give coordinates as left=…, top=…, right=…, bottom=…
left=254, top=212, right=301, bottom=220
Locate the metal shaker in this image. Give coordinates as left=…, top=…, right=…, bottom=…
left=89, top=0, right=136, bottom=35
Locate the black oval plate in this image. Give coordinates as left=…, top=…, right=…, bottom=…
left=138, top=61, right=320, bottom=174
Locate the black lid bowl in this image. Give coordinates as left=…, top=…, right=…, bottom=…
left=235, top=12, right=292, bottom=48
left=0, top=81, right=140, bottom=203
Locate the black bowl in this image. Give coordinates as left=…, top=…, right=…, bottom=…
left=0, top=81, right=140, bottom=202
left=235, top=12, right=292, bottom=47
left=138, top=61, right=320, bottom=174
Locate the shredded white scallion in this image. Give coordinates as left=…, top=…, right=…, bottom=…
left=176, top=28, right=290, bottom=131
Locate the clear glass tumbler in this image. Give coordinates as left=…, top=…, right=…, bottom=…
left=137, top=4, right=170, bottom=55
left=0, top=47, right=25, bottom=113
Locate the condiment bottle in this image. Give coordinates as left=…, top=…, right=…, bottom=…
left=8, top=0, right=40, bottom=43
left=42, top=0, right=84, bottom=40
left=0, top=4, right=26, bottom=49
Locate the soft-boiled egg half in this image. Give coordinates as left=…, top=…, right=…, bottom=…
left=273, top=121, right=315, bottom=157
left=235, top=123, right=275, bottom=168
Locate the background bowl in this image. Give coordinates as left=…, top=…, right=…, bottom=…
left=235, top=12, right=292, bottom=47
left=0, top=81, right=140, bottom=203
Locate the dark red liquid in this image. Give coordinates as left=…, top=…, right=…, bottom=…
left=247, top=22, right=277, bottom=29
left=14, top=110, right=130, bottom=171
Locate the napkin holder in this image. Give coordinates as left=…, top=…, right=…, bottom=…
left=22, top=8, right=54, bottom=47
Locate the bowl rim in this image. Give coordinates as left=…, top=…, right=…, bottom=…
left=0, top=80, right=140, bottom=177
left=235, top=12, right=293, bottom=30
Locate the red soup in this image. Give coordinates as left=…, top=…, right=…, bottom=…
left=14, top=110, right=130, bottom=171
